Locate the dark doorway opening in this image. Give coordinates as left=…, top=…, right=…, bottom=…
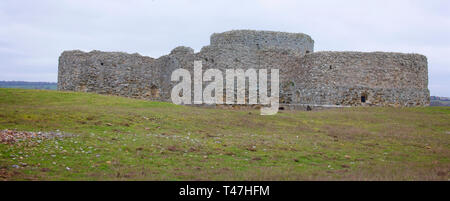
left=361, top=95, right=367, bottom=103
left=150, top=85, right=160, bottom=97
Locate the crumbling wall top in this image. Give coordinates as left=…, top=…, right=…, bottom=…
left=210, top=30, right=314, bottom=54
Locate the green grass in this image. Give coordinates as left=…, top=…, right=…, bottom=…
left=0, top=88, right=449, bottom=180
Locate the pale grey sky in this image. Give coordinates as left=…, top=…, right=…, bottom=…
left=0, top=0, right=449, bottom=96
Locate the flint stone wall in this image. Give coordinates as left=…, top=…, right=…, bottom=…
left=58, top=30, right=430, bottom=107
left=283, top=51, right=429, bottom=106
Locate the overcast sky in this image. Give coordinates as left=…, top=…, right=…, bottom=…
left=0, top=0, right=449, bottom=96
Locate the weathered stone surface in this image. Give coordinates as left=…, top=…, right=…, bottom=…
left=210, top=30, right=314, bottom=55
left=58, top=30, right=430, bottom=107
left=284, top=51, right=429, bottom=106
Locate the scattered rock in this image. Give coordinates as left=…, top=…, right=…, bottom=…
left=0, top=129, right=72, bottom=145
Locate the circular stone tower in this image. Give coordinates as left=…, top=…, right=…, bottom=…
left=284, top=51, right=430, bottom=107
left=210, top=30, right=314, bottom=55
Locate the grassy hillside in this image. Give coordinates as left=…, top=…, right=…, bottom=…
left=0, top=88, right=449, bottom=180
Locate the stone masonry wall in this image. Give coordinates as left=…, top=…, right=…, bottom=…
left=58, top=30, right=430, bottom=107
left=283, top=51, right=429, bottom=106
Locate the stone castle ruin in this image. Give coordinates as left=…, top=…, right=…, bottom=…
left=58, top=30, right=430, bottom=108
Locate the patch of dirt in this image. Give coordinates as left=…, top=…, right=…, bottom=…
left=0, top=168, right=20, bottom=180
left=252, top=157, right=262, bottom=161
left=246, top=146, right=257, bottom=152
left=167, top=145, right=179, bottom=152
left=322, top=125, right=371, bottom=141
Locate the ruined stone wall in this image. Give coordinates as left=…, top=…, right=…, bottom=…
left=283, top=51, right=430, bottom=106
left=58, top=30, right=430, bottom=107
left=210, top=30, right=314, bottom=55
left=58, top=50, right=161, bottom=100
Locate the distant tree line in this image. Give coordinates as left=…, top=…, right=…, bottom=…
left=430, top=96, right=450, bottom=101
left=0, top=81, right=57, bottom=90
left=430, top=96, right=450, bottom=106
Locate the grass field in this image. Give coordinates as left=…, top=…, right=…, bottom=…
left=0, top=88, right=449, bottom=180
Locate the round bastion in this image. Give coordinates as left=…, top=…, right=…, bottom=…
left=210, top=30, right=314, bottom=54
